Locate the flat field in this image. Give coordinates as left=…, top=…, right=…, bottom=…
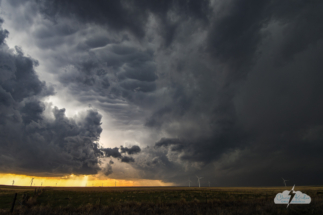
left=0, top=185, right=322, bottom=214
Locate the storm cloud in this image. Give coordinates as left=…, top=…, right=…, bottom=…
left=103, top=160, right=114, bottom=176
left=120, top=145, right=141, bottom=155
left=101, top=145, right=141, bottom=162
left=1, top=0, right=323, bottom=186
left=0, top=20, right=105, bottom=176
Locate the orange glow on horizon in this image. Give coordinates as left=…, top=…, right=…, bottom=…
left=0, top=174, right=174, bottom=187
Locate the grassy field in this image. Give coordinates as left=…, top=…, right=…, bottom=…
left=0, top=185, right=322, bottom=214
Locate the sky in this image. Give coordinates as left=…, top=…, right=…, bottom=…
left=0, top=0, right=323, bottom=187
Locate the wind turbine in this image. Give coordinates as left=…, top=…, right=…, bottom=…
left=30, top=178, right=34, bottom=187
left=41, top=182, right=43, bottom=187
left=282, top=178, right=288, bottom=187
left=115, top=180, right=116, bottom=187
left=12, top=180, right=14, bottom=186
left=196, top=175, right=203, bottom=188
left=188, top=178, right=192, bottom=187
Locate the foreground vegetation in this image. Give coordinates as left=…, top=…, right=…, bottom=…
left=0, top=185, right=322, bottom=214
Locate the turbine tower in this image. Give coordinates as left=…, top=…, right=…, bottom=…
left=12, top=180, right=14, bottom=186
left=188, top=178, right=192, bottom=187
left=282, top=178, right=288, bottom=187
left=30, top=178, right=34, bottom=187
left=196, top=175, right=203, bottom=188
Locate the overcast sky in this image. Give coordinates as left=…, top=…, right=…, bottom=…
left=0, top=0, right=323, bottom=186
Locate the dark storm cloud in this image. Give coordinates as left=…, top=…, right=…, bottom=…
left=20, top=99, right=45, bottom=124
left=120, top=145, right=141, bottom=155
left=206, top=0, right=270, bottom=77
left=56, top=42, right=158, bottom=117
left=0, top=19, right=8, bottom=44
left=155, top=138, right=186, bottom=153
left=206, top=0, right=323, bottom=76
left=139, top=0, right=323, bottom=186
left=31, top=0, right=323, bottom=186
left=121, top=156, right=135, bottom=163
left=1, top=46, right=53, bottom=102
left=130, top=146, right=189, bottom=183
left=101, top=147, right=122, bottom=159
left=155, top=138, right=183, bottom=148
left=37, top=0, right=147, bottom=38
left=101, top=145, right=141, bottom=163
left=103, top=160, right=114, bottom=176
left=37, top=0, right=210, bottom=41
left=153, top=116, right=248, bottom=164
left=2, top=0, right=323, bottom=186
left=0, top=22, right=107, bottom=176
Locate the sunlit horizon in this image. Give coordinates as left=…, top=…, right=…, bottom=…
left=0, top=174, right=174, bottom=187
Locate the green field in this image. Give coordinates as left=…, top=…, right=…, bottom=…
left=0, top=185, right=322, bottom=214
